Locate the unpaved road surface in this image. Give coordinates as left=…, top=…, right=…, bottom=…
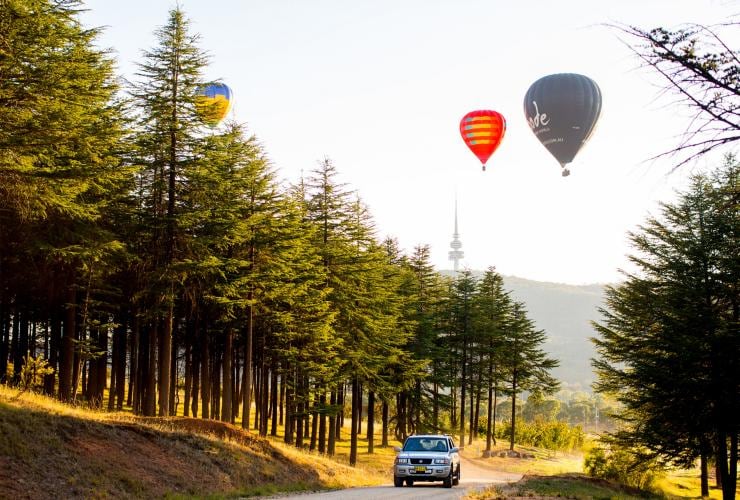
left=266, top=455, right=523, bottom=499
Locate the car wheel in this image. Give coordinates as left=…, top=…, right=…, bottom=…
left=393, top=476, right=403, bottom=487
left=406, top=478, right=414, bottom=487
left=443, top=471, right=453, bottom=488
left=453, top=465, right=460, bottom=485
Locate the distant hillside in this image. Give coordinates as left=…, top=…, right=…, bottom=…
left=443, top=271, right=609, bottom=391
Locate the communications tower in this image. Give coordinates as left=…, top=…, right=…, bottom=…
left=448, top=199, right=464, bottom=273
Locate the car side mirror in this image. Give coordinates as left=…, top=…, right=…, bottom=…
left=451, top=447, right=459, bottom=453
left=393, top=446, right=401, bottom=453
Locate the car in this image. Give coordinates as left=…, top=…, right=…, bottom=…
left=393, top=434, right=461, bottom=488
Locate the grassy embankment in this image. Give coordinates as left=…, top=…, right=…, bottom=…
left=1, top=385, right=728, bottom=499
left=0, top=385, right=390, bottom=499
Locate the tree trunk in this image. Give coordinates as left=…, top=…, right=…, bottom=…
left=242, top=297, right=253, bottom=430
left=284, top=365, right=294, bottom=445
left=169, top=328, right=177, bottom=415
left=279, top=372, right=285, bottom=426
left=486, top=370, right=494, bottom=451
left=318, top=390, right=327, bottom=453
left=200, top=325, right=210, bottom=419
left=327, top=390, right=336, bottom=455
left=0, top=304, right=9, bottom=384
left=145, top=322, right=158, bottom=416
left=128, top=311, right=139, bottom=408
left=367, top=390, right=375, bottom=454
left=211, top=345, right=221, bottom=421
left=337, top=383, right=344, bottom=439
left=350, top=376, right=359, bottom=466
left=270, top=364, right=278, bottom=436
left=114, top=307, right=127, bottom=410
left=700, top=445, right=709, bottom=497
left=44, top=310, right=61, bottom=395
left=221, top=328, right=233, bottom=422
left=134, top=320, right=147, bottom=414
left=459, top=343, right=467, bottom=448
left=190, top=342, right=199, bottom=418
left=381, top=399, right=389, bottom=447
left=183, top=340, right=191, bottom=417
left=510, top=373, right=518, bottom=451
left=158, top=304, right=172, bottom=416
left=58, top=288, right=76, bottom=402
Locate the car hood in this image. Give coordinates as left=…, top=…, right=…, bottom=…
left=398, top=451, right=449, bottom=458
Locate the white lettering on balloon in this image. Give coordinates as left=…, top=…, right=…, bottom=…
left=527, top=101, right=550, bottom=130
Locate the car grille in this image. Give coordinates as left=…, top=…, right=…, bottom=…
left=410, top=458, right=432, bottom=465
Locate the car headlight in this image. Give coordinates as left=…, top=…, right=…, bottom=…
left=395, top=458, right=409, bottom=464
left=433, top=458, right=450, bottom=465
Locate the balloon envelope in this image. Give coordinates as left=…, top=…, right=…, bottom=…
left=196, top=83, right=233, bottom=125
left=459, top=110, right=506, bottom=171
left=523, top=73, right=601, bottom=175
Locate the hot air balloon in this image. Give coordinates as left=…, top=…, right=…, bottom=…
left=459, top=110, right=506, bottom=171
left=523, top=73, right=601, bottom=176
left=195, top=83, right=233, bottom=126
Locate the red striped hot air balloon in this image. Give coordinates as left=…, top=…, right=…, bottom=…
left=459, top=110, right=506, bottom=171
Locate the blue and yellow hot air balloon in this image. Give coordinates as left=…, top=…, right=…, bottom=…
left=195, top=83, right=233, bottom=126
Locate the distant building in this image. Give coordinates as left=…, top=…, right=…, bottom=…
left=448, top=199, right=464, bottom=273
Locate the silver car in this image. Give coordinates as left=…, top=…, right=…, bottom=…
left=393, top=434, right=461, bottom=488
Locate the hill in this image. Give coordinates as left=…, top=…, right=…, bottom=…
left=0, top=387, right=383, bottom=499
left=443, top=271, right=609, bottom=391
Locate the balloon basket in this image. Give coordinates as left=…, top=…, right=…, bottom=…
left=561, top=168, right=571, bottom=177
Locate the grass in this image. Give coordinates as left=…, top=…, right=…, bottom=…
left=656, top=468, right=727, bottom=500
left=4, top=385, right=734, bottom=499
left=0, top=385, right=387, bottom=499
left=466, top=473, right=659, bottom=499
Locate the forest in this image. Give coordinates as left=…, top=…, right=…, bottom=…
left=0, top=1, right=561, bottom=467
left=1, top=3, right=737, bottom=499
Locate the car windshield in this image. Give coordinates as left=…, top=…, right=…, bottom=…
left=403, top=437, right=448, bottom=452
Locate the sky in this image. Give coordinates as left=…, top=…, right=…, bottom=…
left=79, top=0, right=737, bottom=285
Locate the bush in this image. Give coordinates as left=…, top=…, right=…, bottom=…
left=584, top=443, right=664, bottom=490
left=495, top=420, right=584, bottom=452
left=18, top=356, right=54, bottom=393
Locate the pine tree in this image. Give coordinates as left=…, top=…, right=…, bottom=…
left=593, top=157, right=739, bottom=500
left=473, top=267, right=511, bottom=451
left=0, top=0, right=128, bottom=401
left=448, top=270, right=478, bottom=448
left=501, top=301, right=559, bottom=450
left=129, top=7, right=209, bottom=416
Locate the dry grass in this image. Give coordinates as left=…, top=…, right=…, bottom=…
left=0, top=385, right=385, bottom=499
left=7, top=386, right=726, bottom=499
left=466, top=474, right=658, bottom=500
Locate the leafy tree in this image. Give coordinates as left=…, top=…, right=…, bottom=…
left=592, top=157, right=739, bottom=499
left=614, top=21, right=739, bottom=168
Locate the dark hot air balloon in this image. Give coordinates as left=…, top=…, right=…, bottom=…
left=523, top=73, right=601, bottom=176
left=459, top=110, right=506, bottom=171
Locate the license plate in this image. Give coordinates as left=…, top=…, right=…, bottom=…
left=414, top=466, right=427, bottom=473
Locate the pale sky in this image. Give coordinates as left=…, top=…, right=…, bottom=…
left=80, top=0, right=737, bottom=285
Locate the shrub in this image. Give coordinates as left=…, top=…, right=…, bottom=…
left=495, top=420, right=585, bottom=452
left=18, top=356, right=54, bottom=393
left=584, top=443, right=664, bottom=490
